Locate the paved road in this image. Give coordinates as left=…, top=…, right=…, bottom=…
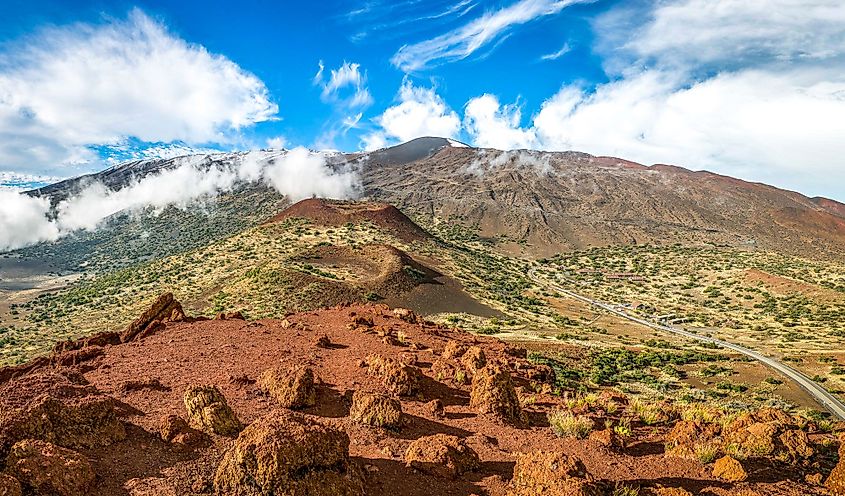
left=528, top=268, right=845, bottom=420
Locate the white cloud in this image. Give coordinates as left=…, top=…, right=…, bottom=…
left=315, top=61, right=374, bottom=110
left=464, top=94, right=537, bottom=150
left=362, top=79, right=461, bottom=150
left=532, top=69, right=845, bottom=189
left=623, top=0, right=845, bottom=70
left=0, top=148, right=359, bottom=252
left=0, top=192, right=59, bottom=249
left=539, top=42, right=571, bottom=61
left=0, top=9, right=277, bottom=176
left=0, top=171, right=63, bottom=191
left=391, top=0, right=588, bottom=71
left=458, top=0, right=845, bottom=199
left=266, top=136, right=288, bottom=149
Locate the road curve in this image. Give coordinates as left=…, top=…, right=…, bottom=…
left=528, top=268, right=845, bottom=420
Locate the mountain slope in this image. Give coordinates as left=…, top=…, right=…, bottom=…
left=358, top=140, right=845, bottom=258
left=18, top=137, right=845, bottom=263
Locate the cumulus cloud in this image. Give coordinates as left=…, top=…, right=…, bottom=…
left=362, top=79, right=461, bottom=150
left=464, top=94, right=537, bottom=150
left=0, top=192, right=59, bottom=249
left=0, top=9, right=277, bottom=176
left=391, top=0, right=588, bottom=71
left=460, top=0, right=845, bottom=199
left=0, top=148, right=359, bottom=252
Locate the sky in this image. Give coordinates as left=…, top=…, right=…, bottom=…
left=0, top=0, right=844, bottom=200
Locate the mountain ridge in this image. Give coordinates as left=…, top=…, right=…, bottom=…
left=22, top=137, right=845, bottom=260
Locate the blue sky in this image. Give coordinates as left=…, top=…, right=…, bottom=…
left=1, top=0, right=844, bottom=200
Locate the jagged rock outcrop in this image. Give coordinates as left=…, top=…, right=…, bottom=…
left=259, top=365, right=316, bottom=409
left=664, top=420, right=721, bottom=459
left=214, top=410, right=363, bottom=496
left=159, top=415, right=203, bottom=447
left=183, top=385, right=242, bottom=436
left=723, top=409, right=812, bottom=461
left=461, top=346, right=486, bottom=373
left=121, top=292, right=185, bottom=342
left=5, top=439, right=95, bottom=496
left=0, top=370, right=126, bottom=460
left=825, top=438, right=845, bottom=495
left=404, top=434, right=479, bottom=479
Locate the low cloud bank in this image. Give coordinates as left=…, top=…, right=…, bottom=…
left=0, top=147, right=358, bottom=252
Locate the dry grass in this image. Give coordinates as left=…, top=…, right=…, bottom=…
left=548, top=410, right=595, bottom=439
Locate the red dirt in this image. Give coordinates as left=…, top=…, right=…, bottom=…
left=267, top=198, right=431, bottom=242
left=0, top=304, right=832, bottom=495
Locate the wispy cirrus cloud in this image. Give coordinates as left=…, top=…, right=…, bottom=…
left=539, top=42, right=571, bottom=61
left=313, top=60, right=374, bottom=149
left=315, top=61, right=374, bottom=109
left=391, top=0, right=589, bottom=72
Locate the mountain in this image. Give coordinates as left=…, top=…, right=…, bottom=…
left=358, top=138, right=845, bottom=258
left=21, top=137, right=845, bottom=262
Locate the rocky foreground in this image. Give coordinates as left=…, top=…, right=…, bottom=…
left=0, top=295, right=843, bottom=495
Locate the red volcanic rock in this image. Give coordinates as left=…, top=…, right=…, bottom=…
left=121, top=292, right=185, bottom=342
left=5, top=440, right=95, bottom=496
left=404, top=434, right=479, bottom=479
left=266, top=198, right=431, bottom=242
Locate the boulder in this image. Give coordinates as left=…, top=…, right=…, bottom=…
left=393, top=308, right=419, bottom=323
left=461, top=346, right=486, bottom=372
left=441, top=341, right=467, bottom=359
left=259, top=365, right=316, bottom=409
left=215, top=311, right=245, bottom=320
left=349, top=391, right=402, bottom=429
left=214, top=410, right=363, bottom=496
left=778, top=428, right=813, bottom=461
left=159, top=414, right=203, bottom=447
left=184, top=385, right=242, bottom=436
left=365, top=355, right=420, bottom=396
left=0, top=474, right=22, bottom=496
left=470, top=366, right=523, bottom=423
left=404, top=434, right=479, bottom=479
left=712, top=455, right=747, bottom=482
left=121, top=292, right=185, bottom=342
left=424, top=399, right=445, bottom=419
left=589, top=428, right=623, bottom=450
left=314, top=334, right=332, bottom=348
left=5, top=439, right=95, bottom=496
left=825, top=439, right=845, bottom=495
left=508, top=451, right=600, bottom=496
left=0, top=370, right=125, bottom=460
left=664, top=420, right=720, bottom=459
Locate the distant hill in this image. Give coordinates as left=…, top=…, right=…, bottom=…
left=267, top=198, right=431, bottom=242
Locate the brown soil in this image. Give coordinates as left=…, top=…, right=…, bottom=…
left=0, top=304, right=831, bottom=495
left=744, top=268, right=840, bottom=302
left=267, top=198, right=431, bottom=242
